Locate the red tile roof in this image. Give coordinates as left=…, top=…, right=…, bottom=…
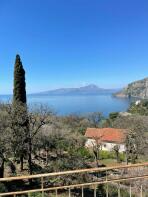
left=85, top=128, right=126, bottom=143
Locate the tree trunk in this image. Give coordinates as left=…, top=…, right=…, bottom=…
left=116, top=151, right=120, bottom=163
left=0, top=159, right=4, bottom=178
left=46, top=150, right=48, bottom=165
left=126, top=151, right=129, bottom=165
left=28, top=137, right=33, bottom=186
left=28, top=138, right=32, bottom=175
left=20, top=154, right=24, bottom=171
left=94, top=150, right=99, bottom=167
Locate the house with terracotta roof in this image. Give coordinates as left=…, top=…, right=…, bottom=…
left=85, top=128, right=126, bottom=152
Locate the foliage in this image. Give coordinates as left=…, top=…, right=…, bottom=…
left=113, top=115, right=148, bottom=163
left=12, top=54, right=28, bottom=172
left=35, top=125, right=87, bottom=173
left=128, top=100, right=148, bottom=116
left=125, top=130, right=138, bottom=164
left=78, top=147, right=93, bottom=160
left=61, top=114, right=91, bottom=135
left=101, top=112, right=119, bottom=127
left=0, top=183, right=8, bottom=193
left=0, top=103, right=12, bottom=177
left=113, top=145, right=120, bottom=163
left=87, top=112, right=104, bottom=128
left=9, top=103, right=29, bottom=168
left=1, top=55, right=147, bottom=195
left=30, top=192, right=48, bottom=197
left=100, top=150, right=125, bottom=161
left=109, top=112, right=119, bottom=121
left=13, top=54, right=26, bottom=104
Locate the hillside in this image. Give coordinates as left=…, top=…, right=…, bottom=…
left=115, top=77, right=148, bottom=99
left=35, top=84, right=117, bottom=96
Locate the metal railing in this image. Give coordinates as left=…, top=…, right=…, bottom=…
left=0, top=162, right=148, bottom=196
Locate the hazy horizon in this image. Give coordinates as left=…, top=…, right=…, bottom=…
left=0, top=83, right=122, bottom=96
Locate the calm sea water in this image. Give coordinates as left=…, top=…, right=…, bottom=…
left=0, top=94, right=132, bottom=117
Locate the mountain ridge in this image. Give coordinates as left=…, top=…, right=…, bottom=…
left=32, top=84, right=118, bottom=96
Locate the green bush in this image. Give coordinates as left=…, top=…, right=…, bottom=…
left=86, top=149, right=126, bottom=161
left=109, top=112, right=119, bottom=120
left=100, top=150, right=125, bottom=161
left=0, top=183, right=8, bottom=192
left=30, top=192, right=48, bottom=197
left=100, top=150, right=115, bottom=159
left=119, top=152, right=126, bottom=162
left=78, top=147, right=93, bottom=160
left=100, top=150, right=112, bottom=159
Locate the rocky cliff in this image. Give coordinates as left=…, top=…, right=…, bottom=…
left=115, top=77, right=148, bottom=99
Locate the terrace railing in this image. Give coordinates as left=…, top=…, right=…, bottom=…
left=0, top=162, right=148, bottom=196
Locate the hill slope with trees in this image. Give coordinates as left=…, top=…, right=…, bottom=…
left=115, top=77, right=148, bottom=99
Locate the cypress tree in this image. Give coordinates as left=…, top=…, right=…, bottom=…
left=12, top=54, right=28, bottom=172
left=13, top=54, right=27, bottom=104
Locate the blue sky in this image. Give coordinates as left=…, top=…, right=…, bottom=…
left=0, top=0, right=148, bottom=94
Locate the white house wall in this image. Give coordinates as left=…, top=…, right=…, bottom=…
left=85, top=139, right=125, bottom=152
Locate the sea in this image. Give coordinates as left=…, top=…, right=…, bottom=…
left=0, top=94, right=133, bottom=117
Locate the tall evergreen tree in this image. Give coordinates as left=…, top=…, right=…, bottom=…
left=13, top=54, right=27, bottom=104
left=12, top=54, right=28, bottom=172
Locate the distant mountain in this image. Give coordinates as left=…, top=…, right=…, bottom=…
left=114, top=77, right=148, bottom=99
left=34, top=84, right=117, bottom=96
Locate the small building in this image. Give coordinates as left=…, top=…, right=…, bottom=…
left=85, top=128, right=126, bottom=152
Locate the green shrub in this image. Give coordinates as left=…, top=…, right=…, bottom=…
left=119, top=152, right=126, bottom=161
left=100, top=150, right=115, bottom=159
left=30, top=192, right=48, bottom=197
left=109, top=112, right=119, bottom=120
left=100, top=150, right=111, bottom=159
left=100, top=150, right=125, bottom=161
left=78, top=147, right=93, bottom=160
left=0, top=183, right=8, bottom=192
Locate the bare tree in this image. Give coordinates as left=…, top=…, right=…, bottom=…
left=0, top=103, right=12, bottom=177
left=27, top=104, right=53, bottom=175
left=87, top=112, right=103, bottom=128
left=113, top=115, right=148, bottom=163
left=91, top=135, right=103, bottom=167
left=113, top=145, right=120, bottom=163
left=1, top=103, right=53, bottom=175
left=6, top=102, right=29, bottom=172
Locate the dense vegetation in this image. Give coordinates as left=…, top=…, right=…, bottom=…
left=115, top=77, right=148, bottom=99
left=0, top=55, right=148, bottom=195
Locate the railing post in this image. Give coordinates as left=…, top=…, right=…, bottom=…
left=140, top=185, right=143, bottom=197
left=82, top=186, right=84, bottom=197
left=106, top=184, right=109, bottom=197
left=41, top=177, right=44, bottom=197
left=69, top=188, right=71, bottom=197
left=129, top=184, right=132, bottom=197
left=106, top=170, right=109, bottom=197
left=118, top=183, right=121, bottom=197
left=94, top=185, right=97, bottom=197
left=106, top=170, right=108, bottom=181
left=55, top=189, right=58, bottom=197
